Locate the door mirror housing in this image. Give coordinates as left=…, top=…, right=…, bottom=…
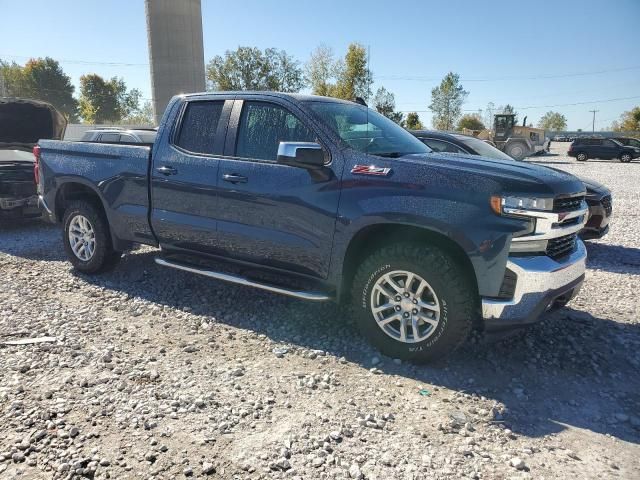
left=277, top=142, right=326, bottom=169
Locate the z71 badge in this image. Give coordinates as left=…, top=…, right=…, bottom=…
left=351, top=165, right=392, bottom=176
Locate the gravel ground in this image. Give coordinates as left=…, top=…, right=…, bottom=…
left=1, top=143, right=638, bottom=479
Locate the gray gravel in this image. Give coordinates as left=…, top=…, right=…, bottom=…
left=1, top=143, right=638, bottom=479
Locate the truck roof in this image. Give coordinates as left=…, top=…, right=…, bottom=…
left=180, top=91, right=357, bottom=104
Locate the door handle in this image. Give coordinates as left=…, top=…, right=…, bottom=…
left=223, top=173, right=248, bottom=184
left=156, top=166, right=178, bottom=176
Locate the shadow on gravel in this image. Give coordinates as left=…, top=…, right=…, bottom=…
left=76, top=249, right=640, bottom=445
left=0, top=219, right=63, bottom=261
left=585, top=241, right=640, bottom=274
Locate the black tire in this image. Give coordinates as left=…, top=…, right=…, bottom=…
left=350, top=243, right=475, bottom=363
left=505, top=142, right=528, bottom=161
left=62, top=200, right=121, bottom=273
left=620, top=153, right=632, bottom=163
left=576, top=152, right=588, bottom=162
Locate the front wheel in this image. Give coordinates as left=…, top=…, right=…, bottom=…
left=620, top=153, right=632, bottom=163
left=62, top=200, right=121, bottom=273
left=505, top=143, right=528, bottom=161
left=350, top=243, right=475, bottom=363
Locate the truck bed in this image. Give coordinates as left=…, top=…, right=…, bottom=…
left=38, top=140, right=155, bottom=245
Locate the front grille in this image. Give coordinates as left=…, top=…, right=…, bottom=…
left=547, top=233, right=578, bottom=260
left=601, top=195, right=612, bottom=217
left=553, top=195, right=585, bottom=213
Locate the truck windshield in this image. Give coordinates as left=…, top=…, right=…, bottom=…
left=305, top=101, right=431, bottom=158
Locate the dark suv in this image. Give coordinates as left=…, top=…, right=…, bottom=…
left=568, top=137, right=640, bottom=163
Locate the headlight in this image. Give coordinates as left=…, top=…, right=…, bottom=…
left=490, top=195, right=554, bottom=215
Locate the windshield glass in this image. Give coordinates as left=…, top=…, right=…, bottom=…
left=453, top=135, right=515, bottom=161
left=135, top=132, right=157, bottom=143
left=305, top=101, right=431, bottom=158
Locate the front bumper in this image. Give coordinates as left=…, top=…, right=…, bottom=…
left=482, top=240, right=587, bottom=330
left=580, top=198, right=612, bottom=240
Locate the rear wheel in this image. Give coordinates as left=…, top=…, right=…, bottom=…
left=505, top=142, right=528, bottom=161
left=576, top=152, right=588, bottom=162
left=620, top=153, right=632, bottom=163
left=62, top=200, right=121, bottom=273
left=350, top=243, right=475, bottom=363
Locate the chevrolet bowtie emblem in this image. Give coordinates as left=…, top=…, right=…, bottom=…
left=351, top=164, right=392, bottom=176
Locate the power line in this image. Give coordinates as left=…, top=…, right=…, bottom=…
left=377, top=65, right=640, bottom=83
left=0, top=54, right=148, bottom=67
left=398, top=95, right=640, bottom=113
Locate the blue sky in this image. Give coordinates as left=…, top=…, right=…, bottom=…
left=1, top=0, right=639, bottom=130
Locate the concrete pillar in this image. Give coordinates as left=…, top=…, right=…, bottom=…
left=145, top=0, right=205, bottom=124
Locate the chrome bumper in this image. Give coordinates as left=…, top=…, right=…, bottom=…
left=482, top=240, right=587, bottom=330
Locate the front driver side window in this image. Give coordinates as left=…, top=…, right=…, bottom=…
left=236, top=102, right=316, bottom=161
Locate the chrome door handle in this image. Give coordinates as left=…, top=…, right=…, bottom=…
left=156, top=166, right=178, bottom=176
left=223, top=173, right=248, bottom=184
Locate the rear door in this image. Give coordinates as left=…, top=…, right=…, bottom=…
left=600, top=139, right=620, bottom=159
left=214, top=97, right=341, bottom=278
left=150, top=97, right=233, bottom=253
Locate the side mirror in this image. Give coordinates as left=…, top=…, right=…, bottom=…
left=277, top=142, right=326, bottom=169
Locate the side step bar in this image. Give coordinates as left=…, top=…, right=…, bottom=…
left=155, top=257, right=332, bottom=302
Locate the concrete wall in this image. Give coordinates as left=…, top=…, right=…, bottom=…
left=145, top=0, right=205, bottom=124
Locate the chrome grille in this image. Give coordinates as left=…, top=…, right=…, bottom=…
left=547, top=233, right=578, bottom=260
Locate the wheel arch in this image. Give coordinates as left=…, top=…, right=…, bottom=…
left=339, top=223, right=479, bottom=303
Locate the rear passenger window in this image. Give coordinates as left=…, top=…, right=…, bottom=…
left=236, top=102, right=315, bottom=161
left=175, top=101, right=224, bottom=154
left=99, top=133, right=120, bottom=142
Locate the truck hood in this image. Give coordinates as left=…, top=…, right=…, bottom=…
left=0, top=98, right=67, bottom=152
left=399, top=152, right=585, bottom=197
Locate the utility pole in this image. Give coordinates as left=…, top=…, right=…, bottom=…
left=589, top=109, right=599, bottom=132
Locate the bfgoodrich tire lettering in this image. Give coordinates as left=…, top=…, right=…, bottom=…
left=351, top=243, right=475, bottom=363
left=62, top=200, right=121, bottom=274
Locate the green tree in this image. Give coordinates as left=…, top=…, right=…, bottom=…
left=457, top=113, right=485, bottom=131
left=611, top=106, right=640, bottom=132
left=538, top=111, right=567, bottom=131
left=332, top=43, right=372, bottom=101
left=79, top=74, right=140, bottom=124
left=372, top=86, right=404, bottom=124
left=119, top=100, right=155, bottom=126
left=1, top=57, right=78, bottom=121
left=404, top=112, right=424, bottom=130
left=305, top=45, right=339, bottom=96
left=429, top=72, right=468, bottom=131
left=206, top=47, right=304, bottom=92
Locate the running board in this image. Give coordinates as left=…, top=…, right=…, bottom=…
left=154, top=257, right=332, bottom=302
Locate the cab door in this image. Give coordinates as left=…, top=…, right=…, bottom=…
left=213, top=97, right=342, bottom=278
left=150, top=97, right=233, bottom=253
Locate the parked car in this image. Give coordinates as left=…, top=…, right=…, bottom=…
left=80, top=128, right=157, bottom=144
left=0, top=98, right=66, bottom=220
left=568, top=137, right=640, bottom=162
left=411, top=131, right=612, bottom=239
left=37, top=92, right=588, bottom=362
left=614, top=137, right=640, bottom=149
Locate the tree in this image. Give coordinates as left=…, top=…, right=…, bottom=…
left=372, top=86, right=403, bottom=124
left=611, top=107, right=640, bottom=132
left=1, top=57, right=78, bottom=121
left=538, top=111, right=567, bottom=131
left=206, top=47, right=304, bottom=92
left=305, top=45, right=338, bottom=96
left=119, top=100, right=154, bottom=126
left=457, top=113, right=485, bottom=131
left=332, top=43, right=372, bottom=101
left=429, top=72, right=468, bottom=131
left=404, top=112, right=423, bottom=130
left=79, top=74, right=140, bottom=123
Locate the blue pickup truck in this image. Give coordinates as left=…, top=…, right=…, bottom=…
left=37, top=92, right=588, bottom=362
